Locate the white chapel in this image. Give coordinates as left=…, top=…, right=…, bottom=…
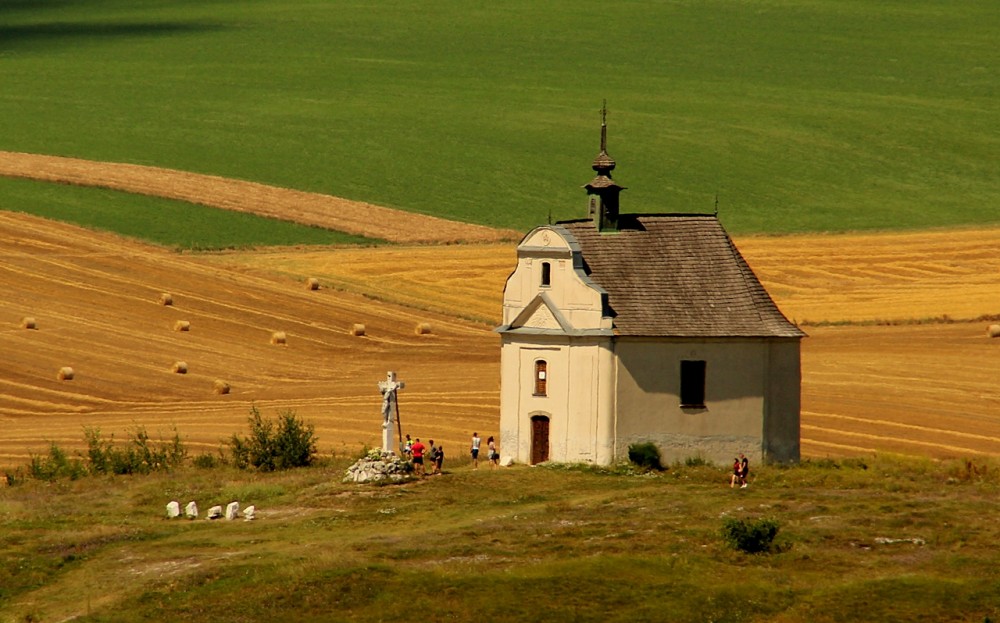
left=496, top=114, right=805, bottom=466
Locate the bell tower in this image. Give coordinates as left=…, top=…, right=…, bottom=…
left=584, top=102, right=626, bottom=232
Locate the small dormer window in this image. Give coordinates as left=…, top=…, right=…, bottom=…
left=541, top=262, right=551, bottom=287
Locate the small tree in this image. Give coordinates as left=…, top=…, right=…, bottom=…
left=230, top=406, right=317, bottom=471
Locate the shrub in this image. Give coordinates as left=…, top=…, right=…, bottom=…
left=628, top=442, right=664, bottom=471
left=192, top=453, right=221, bottom=469
left=85, top=426, right=186, bottom=475
left=28, top=443, right=86, bottom=481
left=721, top=517, right=781, bottom=554
left=230, top=406, right=317, bottom=471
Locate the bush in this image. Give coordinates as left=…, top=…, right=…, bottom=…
left=628, top=442, right=664, bottom=471
left=192, top=453, right=221, bottom=469
left=230, top=406, right=317, bottom=471
left=85, top=426, right=186, bottom=475
left=28, top=443, right=86, bottom=481
left=721, top=517, right=781, bottom=554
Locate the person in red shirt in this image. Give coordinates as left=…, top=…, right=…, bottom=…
left=410, top=438, right=426, bottom=476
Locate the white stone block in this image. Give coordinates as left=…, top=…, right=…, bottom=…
left=185, top=501, right=198, bottom=519
left=243, top=505, right=256, bottom=521
left=166, top=501, right=180, bottom=518
left=225, top=501, right=240, bottom=520
left=207, top=505, right=223, bottom=520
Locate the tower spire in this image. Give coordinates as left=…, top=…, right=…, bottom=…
left=584, top=101, right=625, bottom=232
left=600, top=99, right=608, bottom=153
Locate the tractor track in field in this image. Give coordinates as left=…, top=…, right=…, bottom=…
left=0, top=150, right=520, bottom=244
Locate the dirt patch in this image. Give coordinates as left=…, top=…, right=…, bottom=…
left=0, top=151, right=520, bottom=244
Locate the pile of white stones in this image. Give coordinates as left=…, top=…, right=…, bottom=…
left=343, top=449, right=413, bottom=484
left=165, top=500, right=255, bottom=521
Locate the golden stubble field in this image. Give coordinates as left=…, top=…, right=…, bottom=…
left=1, top=160, right=999, bottom=466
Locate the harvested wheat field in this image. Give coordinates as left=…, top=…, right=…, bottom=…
left=204, top=227, right=1000, bottom=461
left=0, top=211, right=499, bottom=467
left=2, top=200, right=1000, bottom=466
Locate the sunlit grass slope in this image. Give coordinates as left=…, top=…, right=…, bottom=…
left=1, top=0, right=996, bottom=234
left=2, top=456, right=1000, bottom=622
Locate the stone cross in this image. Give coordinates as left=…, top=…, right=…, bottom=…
left=377, top=371, right=405, bottom=454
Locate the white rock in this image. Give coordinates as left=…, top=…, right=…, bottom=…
left=225, top=501, right=240, bottom=520
left=500, top=456, right=514, bottom=467
left=166, top=501, right=180, bottom=518
left=243, top=505, right=256, bottom=521
left=185, top=501, right=198, bottom=519
left=207, top=505, right=223, bottom=520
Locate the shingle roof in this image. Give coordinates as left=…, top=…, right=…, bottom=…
left=559, top=214, right=805, bottom=338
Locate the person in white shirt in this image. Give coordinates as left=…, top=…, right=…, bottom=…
left=470, top=432, right=482, bottom=469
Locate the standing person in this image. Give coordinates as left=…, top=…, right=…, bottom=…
left=470, top=432, right=481, bottom=469
left=411, top=438, right=426, bottom=476
left=730, top=457, right=741, bottom=488
left=433, top=445, right=444, bottom=474
left=428, top=439, right=437, bottom=464
left=487, top=436, right=498, bottom=470
left=403, top=434, right=413, bottom=458
left=739, top=453, right=749, bottom=488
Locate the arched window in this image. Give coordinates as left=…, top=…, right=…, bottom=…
left=534, top=360, right=547, bottom=396
left=540, top=262, right=551, bottom=287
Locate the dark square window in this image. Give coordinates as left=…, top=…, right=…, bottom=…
left=680, top=360, right=706, bottom=408
left=541, top=262, right=551, bottom=287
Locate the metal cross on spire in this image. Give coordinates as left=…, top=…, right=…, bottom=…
left=600, top=99, right=608, bottom=152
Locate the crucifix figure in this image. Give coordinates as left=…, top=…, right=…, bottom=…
left=377, top=371, right=405, bottom=454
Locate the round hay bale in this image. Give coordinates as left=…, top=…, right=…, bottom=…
left=350, top=323, right=366, bottom=337
left=57, top=366, right=74, bottom=381
left=270, top=331, right=287, bottom=345
left=20, top=317, right=36, bottom=330
left=213, top=379, right=231, bottom=395
left=159, top=293, right=173, bottom=306
left=415, top=322, right=432, bottom=335
left=988, top=324, right=1000, bottom=338
left=306, top=277, right=320, bottom=291
left=171, top=361, right=188, bottom=374
left=174, top=320, right=191, bottom=332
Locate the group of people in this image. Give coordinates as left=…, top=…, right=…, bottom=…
left=401, top=432, right=499, bottom=475
left=469, top=432, right=499, bottom=470
left=730, top=453, right=750, bottom=488
left=402, top=435, right=445, bottom=476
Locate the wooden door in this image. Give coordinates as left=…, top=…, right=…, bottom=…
left=530, top=415, right=550, bottom=465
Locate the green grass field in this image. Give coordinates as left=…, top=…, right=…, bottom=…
left=2, top=0, right=997, bottom=235
left=0, top=177, right=376, bottom=248
left=3, top=454, right=1000, bottom=622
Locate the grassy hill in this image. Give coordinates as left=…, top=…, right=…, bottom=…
left=2, top=0, right=997, bottom=235
left=3, top=455, right=999, bottom=622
